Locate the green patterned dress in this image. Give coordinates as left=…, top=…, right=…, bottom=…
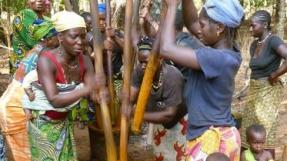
left=11, top=9, right=47, bottom=73
left=28, top=98, right=96, bottom=161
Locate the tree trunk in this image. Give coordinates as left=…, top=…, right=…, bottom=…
left=64, top=0, right=79, bottom=13
left=70, top=0, right=79, bottom=13
left=274, top=0, right=280, bottom=22
left=276, top=0, right=285, bottom=39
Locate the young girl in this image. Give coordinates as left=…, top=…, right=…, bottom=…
left=241, top=124, right=274, bottom=161
left=160, top=0, right=244, bottom=160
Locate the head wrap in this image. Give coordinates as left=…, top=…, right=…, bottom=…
left=32, top=19, right=57, bottom=41
left=51, top=11, right=86, bottom=32
left=98, top=3, right=106, bottom=14
left=203, top=0, right=244, bottom=28
left=137, top=36, right=153, bottom=51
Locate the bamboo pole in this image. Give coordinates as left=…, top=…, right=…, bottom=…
left=132, top=2, right=166, bottom=134
left=119, top=0, right=134, bottom=160
left=90, top=0, right=117, bottom=161
left=282, top=145, right=287, bottom=161
left=105, top=0, right=117, bottom=125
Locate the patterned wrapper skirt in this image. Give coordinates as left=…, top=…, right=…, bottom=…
left=185, top=126, right=241, bottom=161
left=240, top=79, right=282, bottom=149
left=152, top=115, right=188, bottom=161
left=28, top=114, right=77, bottom=161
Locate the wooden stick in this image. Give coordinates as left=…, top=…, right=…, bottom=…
left=90, top=0, right=117, bottom=161
left=282, top=145, right=287, bottom=161
left=105, top=0, right=117, bottom=125
left=119, top=0, right=134, bottom=160
left=132, top=2, right=166, bottom=134
left=130, top=0, right=143, bottom=70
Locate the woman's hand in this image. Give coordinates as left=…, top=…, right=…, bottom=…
left=105, top=27, right=115, bottom=38
left=24, top=109, right=34, bottom=121
left=88, top=73, right=110, bottom=103
left=268, top=73, right=279, bottom=86
left=104, top=39, right=114, bottom=51
left=121, top=102, right=134, bottom=119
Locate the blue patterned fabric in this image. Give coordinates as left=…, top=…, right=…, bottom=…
left=0, top=132, right=7, bottom=161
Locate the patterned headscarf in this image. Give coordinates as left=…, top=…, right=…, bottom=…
left=137, top=35, right=153, bottom=51
left=32, top=19, right=57, bottom=41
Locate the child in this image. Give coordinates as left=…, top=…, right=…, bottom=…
left=207, top=152, right=231, bottom=161
left=22, top=69, right=38, bottom=120
left=22, top=69, right=38, bottom=101
left=241, top=124, right=274, bottom=161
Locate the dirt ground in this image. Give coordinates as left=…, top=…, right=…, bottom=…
left=74, top=126, right=155, bottom=161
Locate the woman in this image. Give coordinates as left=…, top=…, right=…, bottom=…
left=160, top=0, right=244, bottom=161
left=11, top=0, right=48, bottom=73
left=240, top=10, right=287, bottom=155
left=0, top=19, right=58, bottom=161
left=27, top=11, right=98, bottom=161
left=130, top=36, right=186, bottom=161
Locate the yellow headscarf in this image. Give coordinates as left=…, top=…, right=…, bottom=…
left=51, top=11, right=86, bottom=32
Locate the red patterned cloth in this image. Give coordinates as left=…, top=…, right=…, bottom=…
left=153, top=115, right=188, bottom=161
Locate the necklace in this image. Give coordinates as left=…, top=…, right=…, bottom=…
left=257, top=32, right=272, bottom=45
left=63, top=62, right=78, bottom=70
left=59, top=48, right=79, bottom=70
left=152, top=70, right=163, bottom=90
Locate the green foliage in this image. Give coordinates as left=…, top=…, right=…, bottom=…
left=0, top=0, right=27, bottom=14
left=249, top=0, right=276, bottom=8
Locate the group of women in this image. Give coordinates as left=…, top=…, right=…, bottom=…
left=0, top=0, right=286, bottom=160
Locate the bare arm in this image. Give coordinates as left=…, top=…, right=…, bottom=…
left=113, top=35, right=124, bottom=49
left=269, top=44, right=287, bottom=84
left=160, top=1, right=200, bottom=70
left=182, top=0, right=200, bottom=37
left=130, top=85, right=180, bottom=124
left=130, top=86, right=139, bottom=104
left=144, top=106, right=177, bottom=124
left=37, top=55, right=90, bottom=108
left=143, top=15, right=159, bottom=37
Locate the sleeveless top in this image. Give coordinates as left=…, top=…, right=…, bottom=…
left=39, top=51, right=85, bottom=120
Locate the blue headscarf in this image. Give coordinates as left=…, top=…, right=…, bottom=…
left=203, top=0, right=244, bottom=28
left=98, top=3, right=106, bottom=14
